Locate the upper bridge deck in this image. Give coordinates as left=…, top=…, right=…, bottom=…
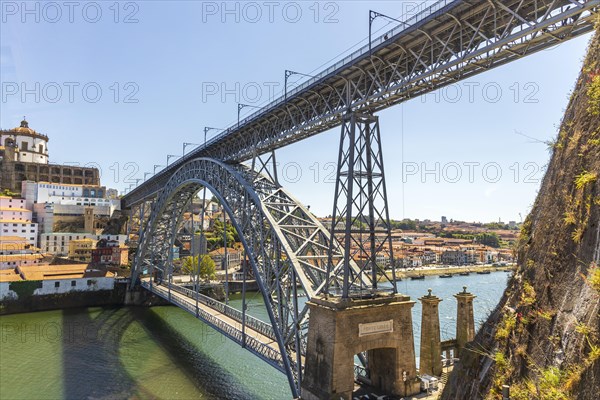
left=123, top=0, right=598, bottom=208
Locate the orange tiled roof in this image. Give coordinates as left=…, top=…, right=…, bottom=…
left=0, top=236, right=27, bottom=242
left=0, top=207, right=30, bottom=213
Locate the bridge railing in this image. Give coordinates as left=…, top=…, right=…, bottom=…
left=167, top=283, right=277, bottom=340
left=141, top=280, right=286, bottom=370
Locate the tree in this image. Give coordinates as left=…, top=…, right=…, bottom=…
left=477, top=232, right=501, bottom=248
left=390, top=219, right=417, bottom=230
left=182, top=255, right=216, bottom=281
left=1, top=189, right=19, bottom=197
left=206, top=218, right=238, bottom=250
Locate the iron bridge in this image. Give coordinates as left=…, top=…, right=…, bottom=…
left=126, top=0, right=599, bottom=397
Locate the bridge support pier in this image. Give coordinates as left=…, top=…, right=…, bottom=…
left=419, top=289, right=443, bottom=377
left=455, top=286, right=476, bottom=352
left=301, top=294, right=421, bottom=400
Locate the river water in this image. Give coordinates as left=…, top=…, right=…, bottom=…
left=0, top=271, right=510, bottom=400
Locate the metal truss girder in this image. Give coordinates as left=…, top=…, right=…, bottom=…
left=123, top=0, right=598, bottom=208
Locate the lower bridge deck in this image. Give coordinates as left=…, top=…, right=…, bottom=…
left=140, top=278, right=298, bottom=373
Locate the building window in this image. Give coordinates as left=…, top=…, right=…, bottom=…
left=87, top=280, right=92, bottom=286
left=71, top=281, right=76, bottom=287
left=54, top=282, right=60, bottom=288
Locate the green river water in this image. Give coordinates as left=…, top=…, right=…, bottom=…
left=0, top=271, right=510, bottom=400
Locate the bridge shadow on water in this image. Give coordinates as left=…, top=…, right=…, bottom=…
left=61, top=306, right=138, bottom=399
left=60, top=305, right=262, bottom=400
left=129, top=306, right=261, bottom=400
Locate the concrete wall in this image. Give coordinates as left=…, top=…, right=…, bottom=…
left=0, top=276, right=115, bottom=300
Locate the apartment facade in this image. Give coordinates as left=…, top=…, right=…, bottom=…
left=0, top=196, right=38, bottom=246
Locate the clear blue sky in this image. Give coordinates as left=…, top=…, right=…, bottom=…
left=1, top=1, right=592, bottom=223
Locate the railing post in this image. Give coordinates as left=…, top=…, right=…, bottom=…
left=242, top=254, right=247, bottom=348
left=168, top=246, right=173, bottom=302
left=223, top=210, right=229, bottom=305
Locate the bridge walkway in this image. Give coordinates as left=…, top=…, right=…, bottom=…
left=140, top=278, right=301, bottom=373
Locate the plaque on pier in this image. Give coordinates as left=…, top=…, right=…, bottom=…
left=358, top=319, right=393, bottom=337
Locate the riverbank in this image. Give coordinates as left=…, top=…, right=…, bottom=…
left=386, top=264, right=515, bottom=280
left=0, top=281, right=169, bottom=316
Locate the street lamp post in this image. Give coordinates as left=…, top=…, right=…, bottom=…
left=237, top=103, right=261, bottom=128
left=154, top=164, right=164, bottom=174
left=204, top=127, right=225, bottom=146
left=369, top=10, right=405, bottom=54
left=284, top=69, right=315, bottom=102
left=183, top=142, right=200, bottom=156
left=144, top=172, right=152, bottom=181
left=166, top=154, right=178, bottom=166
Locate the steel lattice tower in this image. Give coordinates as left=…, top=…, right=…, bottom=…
left=327, top=112, right=397, bottom=298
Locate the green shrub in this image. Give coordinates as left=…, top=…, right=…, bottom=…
left=574, top=171, right=597, bottom=190
left=587, top=74, right=600, bottom=116
left=521, top=281, right=537, bottom=306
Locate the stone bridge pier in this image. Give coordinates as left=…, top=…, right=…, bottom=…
left=301, top=294, right=422, bottom=400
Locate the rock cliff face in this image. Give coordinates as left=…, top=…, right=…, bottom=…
left=442, top=27, right=600, bottom=400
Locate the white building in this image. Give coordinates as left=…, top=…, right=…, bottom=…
left=21, top=181, right=121, bottom=235
left=0, top=264, right=116, bottom=301
left=40, top=233, right=127, bottom=256
left=0, top=196, right=38, bottom=246
left=0, top=118, right=49, bottom=164
left=21, top=181, right=119, bottom=211
left=0, top=236, right=44, bottom=270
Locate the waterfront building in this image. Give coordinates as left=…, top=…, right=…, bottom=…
left=0, top=236, right=44, bottom=270
left=0, top=119, right=100, bottom=192
left=0, top=196, right=38, bottom=246
left=0, top=264, right=116, bottom=301
left=40, top=233, right=127, bottom=256
left=91, top=239, right=128, bottom=266
left=68, top=238, right=95, bottom=263
left=441, top=249, right=467, bottom=265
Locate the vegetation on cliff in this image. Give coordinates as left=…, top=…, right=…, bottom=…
left=442, top=25, right=600, bottom=400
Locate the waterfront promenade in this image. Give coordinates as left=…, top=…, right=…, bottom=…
left=389, top=264, right=515, bottom=280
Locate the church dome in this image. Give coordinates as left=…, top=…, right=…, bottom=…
left=6, top=118, right=49, bottom=140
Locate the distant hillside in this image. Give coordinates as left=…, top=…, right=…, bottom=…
left=442, top=26, right=600, bottom=400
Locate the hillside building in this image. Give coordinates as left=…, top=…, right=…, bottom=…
left=0, top=196, right=38, bottom=246
left=0, top=119, right=100, bottom=192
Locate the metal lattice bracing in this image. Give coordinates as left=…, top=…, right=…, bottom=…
left=327, top=112, right=397, bottom=298
left=131, top=158, right=364, bottom=396
left=123, top=0, right=599, bottom=208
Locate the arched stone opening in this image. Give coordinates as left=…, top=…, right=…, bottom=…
left=301, top=295, right=422, bottom=400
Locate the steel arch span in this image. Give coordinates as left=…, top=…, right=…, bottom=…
left=131, top=157, right=365, bottom=396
